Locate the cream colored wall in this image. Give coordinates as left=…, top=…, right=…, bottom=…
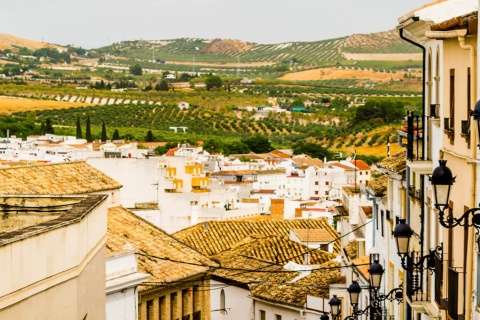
left=0, top=197, right=108, bottom=319
left=442, top=37, right=477, bottom=155
left=0, top=249, right=106, bottom=320
left=439, top=35, right=477, bottom=316
left=440, top=36, right=477, bottom=266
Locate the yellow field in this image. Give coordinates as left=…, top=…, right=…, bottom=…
left=0, top=97, right=90, bottom=114
left=280, top=67, right=422, bottom=82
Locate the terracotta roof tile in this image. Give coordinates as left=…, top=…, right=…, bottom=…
left=250, top=260, right=342, bottom=306
left=107, top=206, right=216, bottom=292
left=352, top=255, right=370, bottom=279
left=351, top=160, right=371, bottom=170
left=0, top=161, right=122, bottom=195
left=212, top=234, right=335, bottom=266
left=344, top=240, right=358, bottom=260
left=291, top=229, right=335, bottom=243
left=173, top=219, right=340, bottom=257
left=166, top=147, right=180, bottom=156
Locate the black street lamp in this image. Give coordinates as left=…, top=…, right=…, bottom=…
left=347, top=281, right=361, bottom=308
left=329, top=295, right=341, bottom=319
left=368, top=259, right=384, bottom=289
left=431, top=160, right=480, bottom=231
left=328, top=257, right=402, bottom=320
left=392, top=219, right=442, bottom=296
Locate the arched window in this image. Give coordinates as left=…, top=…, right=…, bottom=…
left=220, top=289, right=226, bottom=314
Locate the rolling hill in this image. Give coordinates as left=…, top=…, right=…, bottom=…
left=94, top=29, right=422, bottom=65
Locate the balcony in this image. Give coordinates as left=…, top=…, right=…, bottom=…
left=434, top=251, right=446, bottom=309
left=461, top=120, right=471, bottom=145
left=408, top=185, right=422, bottom=202
left=443, top=118, right=454, bottom=140
left=430, top=104, right=439, bottom=119
left=448, top=268, right=463, bottom=320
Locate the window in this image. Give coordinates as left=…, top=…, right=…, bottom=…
left=380, top=209, right=384, bottom=237
left=260, top=310, right=266, bottom=320
left=182, top=289, right=189, bottom=317
left=315, top=181, right=319, bottom=185
left=449, top=69, right=455, bottom=131
left=276, top=315, right=282, bottom=320
left=171, top=292, right=178, bottom=320
left=147, top=300, right=154, bottom=320
left=220, top=289, right=226, bottom=314
left=159, top=296, right=166, bottom=320
left=325, top=181, right=330, bottom=186
left=315, top=191, right=319, bottom=195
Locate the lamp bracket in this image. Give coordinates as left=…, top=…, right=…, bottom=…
left=436, top=205, right=480, bottom=233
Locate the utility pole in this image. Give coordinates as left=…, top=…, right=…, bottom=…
left=237, top=56, right=240, bottom=79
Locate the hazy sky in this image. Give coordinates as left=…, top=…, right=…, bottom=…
left=2, top=0, right=433, bottom=49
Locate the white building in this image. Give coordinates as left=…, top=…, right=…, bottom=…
left=106, top=251, right=148, bottom=320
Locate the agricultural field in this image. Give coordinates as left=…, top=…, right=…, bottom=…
left=0, top=96, right=91, bottom=113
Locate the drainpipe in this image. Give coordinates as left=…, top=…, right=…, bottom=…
left=399, top=27, right=426, bottom=320
left=400, top=28, right=426, bottom=227
left=426, top=28, right=476, bottom=320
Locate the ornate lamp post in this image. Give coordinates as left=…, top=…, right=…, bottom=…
left=327, top=257, right=402, bottom=320
left=431, top=160, right=480, bottom=231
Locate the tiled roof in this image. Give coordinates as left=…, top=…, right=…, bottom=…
left=250, top=260, right=342, bottom=306
left=0, top=161, right=122, bottom=195
left=212, top=234, right=335, bottom=266
left=368, top=174, right=388, bottom=197
left=268, top=150, right=292, bottom=159
left=360, top=206, right=372, bottom=218
left=212, top=255, right=286, bottom=285
left=107, top=206, right=216, bottom=292
left=291, top=157, right=323, bottom=169
left=173, top=218, right=340, bottom=257
left=291, top=229, right=335, bottom=243
left=343, top=240, right=358, bottom=260
left=166, top=147, right=180, bottom=156
left=351, top=160, right=371, bottom=170
left=376, top=150, right=406, bottom=175
left=352, top=255, right=370, bottom=279
left=331, top=162, right=354, bottom=171
left=251, top=189, right=276, bottom=194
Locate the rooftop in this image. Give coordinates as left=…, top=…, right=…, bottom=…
left=291, top=229, right=336, bottom=243
left=173, top=218, right=340, bottom=257
left=0, top=195, right=106, bottom=246
left=0, top=161, right=122, bottom=195
left=250, top=260, right=342, bottom=307
left=107, top=206, right=217, bottom=292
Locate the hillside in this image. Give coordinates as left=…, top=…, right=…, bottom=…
left=95, top=29, right=421, bottom=65
left=0, top=34, right=64, bottom=51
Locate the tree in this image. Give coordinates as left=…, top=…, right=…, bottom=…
left=205, top=75, right=223, bottom=91
left=241, top=135, right=272, bottom=154
left=154, top=141, right=177, bottom=155
left=85, top=115, right=92, bottom=142
left=76, top=116, right=82, bottom=139
left=129, top=64, right=143, bottom=76
left=292, top=141, right=333, bottom=160
left=44, top=117, right=54, bottom=134
left=202, top=138, right=223, bottom=153
left=156, top=79, right=169, bottom=91
left=146, top=130, right=154, bottom=142
left=101, top=121, right=107, bottom=142
left=112, top=129, right=120, bottom=141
